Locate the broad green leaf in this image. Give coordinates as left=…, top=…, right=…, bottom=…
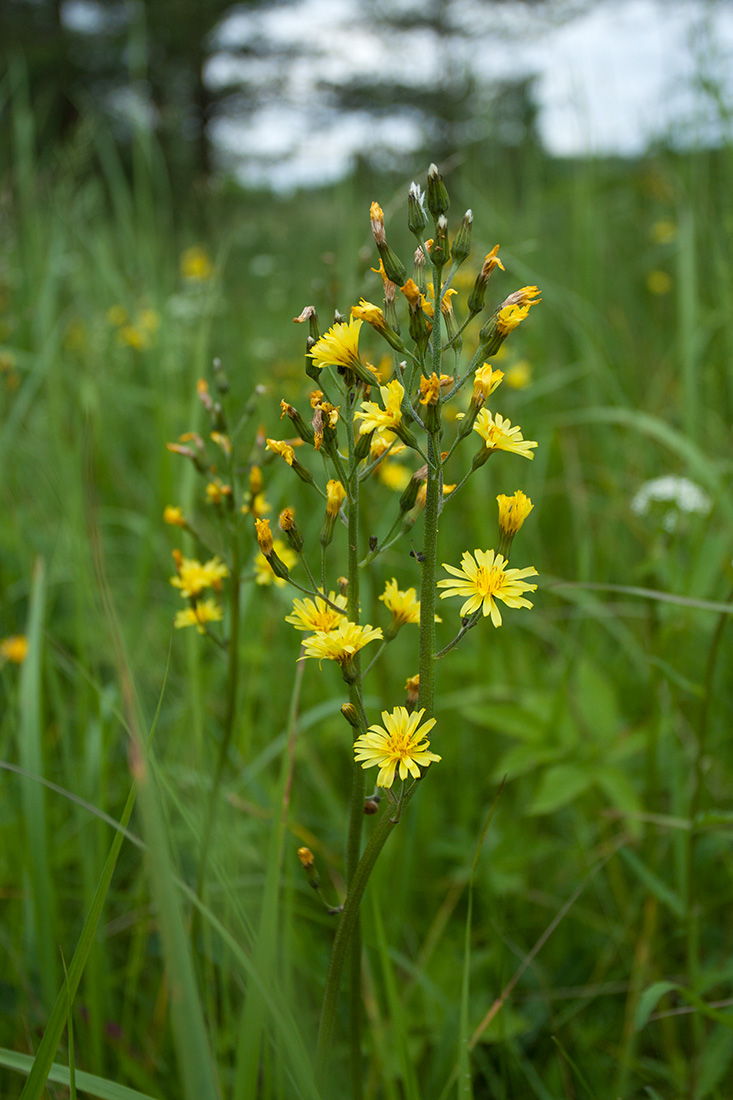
left=0, top=1048, right=159, bottom=1100
left=528, top=764, right=594, bottom=815
left=573, top=658, right=620, bottom=742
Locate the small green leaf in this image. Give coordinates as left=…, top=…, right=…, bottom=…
left=635, top=981, right=679, bottom=1031
left=528, top=764, right=593, bottom=815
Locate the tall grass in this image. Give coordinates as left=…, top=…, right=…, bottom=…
left=1, top=71, right=732, bottom=1098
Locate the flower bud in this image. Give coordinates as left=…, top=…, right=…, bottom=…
left=413, top=244, right=428, bottom=296
left=407, top=181, right=428, bottom=234
left=279, top=507, right=304, bottom=552
left=293, top=304, right=320, bottom=343
left=451, top=209, right=473, bottom=265
left=467, top=246, right=505, bottom=315
left=496, top=490, right=534, bottom=557
left=431, top=215, right=449, bottom=269
left=353, top=427, right=375, bottom=463
left=297, top=847, right=320, bottom=889
left=212, top=357, right=230, bottom=394
left=280, top=400, right=315, bottom=445
left=377, top=241, right=408, bottom=287
left=341, top=703, right=360, bottom=728
left=426, top=162, right=450, bottom=220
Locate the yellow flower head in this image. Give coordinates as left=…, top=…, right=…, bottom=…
left=107, top=304, right=127, bottom=327
left=308, top=317, right=363, bottom=373
left=472, top=363, right=504, bottom=405
left=370, top=428, right=405, bottom=461
left=285, top=592, right=348, bottom=632
left=351, top=299, right=387, bottom=330
left=163, top=505, right=186, bottom=527
left=646, top=269, right=672, bottom=295
left=377, top=461, right=411, bottom=492
left=170, top=555, right=229, bottom=599
left=326, top=479, right=347, bottom=517
left=496, top=286, right=541, bottom=334
left=400, top=279, right=422, bottom=310
left=497, top=490, right=534, bottom=536
left=180, top=245, right=214, bottom=282
left=370, top=201, right=386, bottom=244
left=266, top=438, right=295, bottom=466
left=297, top=847, right=315, bottom=868
left=254, top=539, right=297, bottom=587
left=419, top=373, right=452, bottom=406
left=119, top=324, right=148, bottom=351
left=438, top=548, right=538, bottom=627
left=174, top=599, right=223, bottom=634
left=353, top=707, right=440, bottom=788
left=301, top=621, right=383, bottom=667
left=416, top=481, right=455, bottom=509
left=206, top=480, right=232, bottom=506
left=481, top=246, right=505, bottom=278
left=405, top=673, right=420, bottom=704
left=440, top=287, right=458, bottom=317
left=379, top=578, right=421, bottom=629
left=505, top=360, right=532, bottom=389
left=0, top=635, right=28, bottom=664
left=254, top=517, right=274, bottom=556
left=354, top=379, right=404, bottom=435
left=473, top=409, right=537, bottom=460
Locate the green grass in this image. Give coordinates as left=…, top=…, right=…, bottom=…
left=1, top=80, right=733, bottom=1100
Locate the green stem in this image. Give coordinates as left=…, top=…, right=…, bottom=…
left=195, top=522, right=242, bottom=902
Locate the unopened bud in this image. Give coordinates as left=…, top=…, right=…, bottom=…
left=353, top=427, right=375, bottom=463
left=377, top=241, right=408, bottom=287
left=408, top=181, right=428, bottom=234
left=451, top=209, right=473, bottom=265
left=279, top=508, right=304, bottom=552
left=280, top=400, right=315, bottom=445
left=212, top=357, right=230, bottom=394
left=467, top=246, right=505, bottom=315
left=431, top=215, right=449, bottom=268
left=426, top=162, right=450, bottom=220
left=341, top=703, right=360, bottom=728
left=297, top=847, right=320, bottom=889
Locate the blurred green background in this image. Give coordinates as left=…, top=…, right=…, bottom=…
left=1, top=2, right=733, bottom=1098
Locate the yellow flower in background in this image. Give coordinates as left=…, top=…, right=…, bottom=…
left=139, top=308, right=160, bottom=333
left=206, top=480, right=232, bottom=506
left=163, top=505, right=186, bottom=527
left=119, top=324, right=149, bottom=351
left=354, top=379, right=404, bottom=435
left=285, top=592, right=348, bottom=632
left=416, top=481, right=455, bottom=509
left=438, top=548, right=538, bottom=627
left=497, top=490, right=534, bottom=536
left=180, top=245, right=214, bottom=282
left=646, top=269, right=672, bottom=295
left=241, top=492, right=271, bottom=519
left=107, top=305, right=128, bottom=327
left=370, top=428, right=405, bottom=461
left=650, top=220, right=677, bottom=244
left=301, top=621, right=383, bottom=666
left=377, top=461, right=411, bottom=492
left=254, top=540, right=297, bottom=587
left=505, top=360, right=533, bottom=389
left=174, top=599, right=223, bottom=634
left=170, top=555, right=229, bottom=598
left=419, top=373, right=452, bottom=406
left=473, top=409, right=537, bottom=460
left=353, top=706, right=440, bottom=788
left=0, top=635, right=28, bottom=664
left=308, top=317, right=363, bottom=373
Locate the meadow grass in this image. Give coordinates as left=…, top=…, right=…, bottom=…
left=1, top=89, right=733, bottom=1100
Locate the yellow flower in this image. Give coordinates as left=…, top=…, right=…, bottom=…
left=472, top=363, right=504, bottom=404
left=418, top=373, right=452, bottom=406
left=351, top=299, right=387, bottom=329
left=170, top=555, right=229, bottom=598
left=377, top=461, right=411, bottom=492
left=308, top=317, right=363, bottom=372
left=326, top=479, right=347, bottom=516
left=473, top=409, right=537, bottom=460
left=650, top=220, right=677, bottom=244
left=107, top=304, right=127, bottom=327
left=379, top=578, right=421, bottom=633
left=301, top=621, right=383, bottom=666
left=163, top=505, right=186, bottom=527
left=497, top=491, right=534, bottom=536
left=0, top=635, right=28, bottom=664
left=505, top=360, right=532, bottom=389
left=496, top=305, right=530, bottom=334
left=119, top=324, right=148, bottom=350
left=438, top=549, right=538, bottom=627
left=174, top=599, right=223, bottom=634
left=206, top=480, right=231, bottom=505
left=646, top=269, right=672, bottom=295
left=353, top=707, right=440, bottom=788
left=180, top=245, right=214, bottom=282
left=370, top=428, right=405, bottom=461
left=354, top=379, right=404, bottom=435
left=266, top=438, right=296, bottom=466
left=254, top=517, right=274, bottom=556
left=139, top=308, right=160, bottom=333
left=285, top=592, right=348, bottom=632
left=241, top=492, right=271, bottom=519
left=416, top=481, right=455, bottom=509
left=254, top=540, right=297, bottom=587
